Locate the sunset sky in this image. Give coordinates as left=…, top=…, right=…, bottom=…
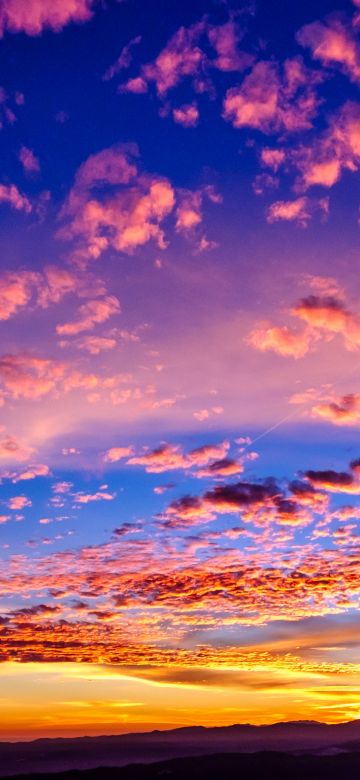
left=2, top=0, right=360, bottom=740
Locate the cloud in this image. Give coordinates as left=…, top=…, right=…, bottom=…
left=120, top=76, right=148, bottom=94
left=293, top=101, right=360, bottom=190
left=0, top=264, right=105, bottom=324
left=207, top=17, right=253, bottom=72
left=0, top=353, right=66, bottom=399
left=56, top=295, right=121, bottom=336
left=103, top=35, right=142, bottom=81
left=311, top=394, right=360, bottom=426
left=298, top=18, right=360, bottom=83
left=59, top=144, right=176, bottom=262
left=126, top=440, right=230, bottom=474
left=128, top=21, right=207, bottom=97
left=127, top=444, right=188, bottom=473
left=0, top=433, right=34, bottom=462
left=120, top=16, right=251, bottom=99
left=73, top=490, right=115, bottom=503
left=246, top=324, right=316, bottom=358
left=0, top=0, right=96, bottom=37
left=305, top=469, right=360, bottom=494
left=0, top=350, right=131, bottom=403
left=172, top=103, right=199, bottom=127
left=260, top=147, right=286, bottom=171
left=266, top=196, right=329, bottom=226
left=8, top=494, right=32, bottom=510
left=0, top=271, right=39, bottom=320
left=59, top=334, right=118, bottom=354
left=18, top=146, right=40, bottom=174
left=195, top=457, right=244, bottom=478
left=248, top=291, right=360, bottom=360
left=162, top=495, right=215, bottom=526
left=223, top=57, right=321, bottom=134
left=293, top=295, right=360, bottom=349
left=103, top=446, right=134, bottom=463
left=0, top=183, right=31, bottom=213
left=175, top=185, right=221, bottom=237
left=9, top=463, right=50, bottom=482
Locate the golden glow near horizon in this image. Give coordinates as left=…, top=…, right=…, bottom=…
left=0, top=661, right=360, bottom=740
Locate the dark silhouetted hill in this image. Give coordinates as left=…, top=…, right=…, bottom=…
left=2, top=721, right=360, bottom=777
left=4, top=750, right=360, bottom=780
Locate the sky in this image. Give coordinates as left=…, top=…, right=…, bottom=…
left=1, top=0, right=360, bottom=741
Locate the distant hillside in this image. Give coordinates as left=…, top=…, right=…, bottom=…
left=5, top=750, right=360, bottom=780
left=1, top=721, right=360, bottom=776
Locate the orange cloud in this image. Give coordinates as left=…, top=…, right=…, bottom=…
left=293, top=295, right=360, bottom=349
left=246, top=324, right=316, bottom=359
left=305, top=469, right=360, bottom=494
left=248, top=291, right=360, bottom=361
left=312, top=394, right=360, bottom=426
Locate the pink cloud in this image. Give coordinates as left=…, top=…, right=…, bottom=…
left=103, top=35, right=142, bottom=81
left=0, top=183, right=31, bottom=212
left=0, top=271, right=39, bottom=320
left=266, top=196, right=329, bottom=226
left=18, top=145, right=40, bottom=174
left=248, top=291, right=360, bottom=360
left=73, top=490, right=115, bottom=503
left=56, top=295, right=120, bottom=336
left=8, top=495, right=32, bottom=510
left=0, top=0, right=96, bottom=37
left=120, top=17, right=251, bottom=100
left=207, top=18, right=253, bottom=72
left=140, top=21, right=206, bottom=96
left=37, top=265, right=102, bottom=307
left=60, top=334, right=117, bottom=354
left=223, top=57, right=321, bottom=134
left=293, top=102, right=360, bottom=190
left=59, top=144, right=176, bottom=262
left=0, top=433, right=34, bottom=462
left=126, top=440, right=230, bottom=474
left=172, top=103, right=199, bottom=127
left=0, top=354, right=66, bottom=400
left=103, top=446, right=134, bottom=463
left=246, top=324, right=316, bottom=359
left=298, top=18, right=360, bottom=83
left=10, top=463, right=50, bottom=482
left=120, top=76, right=148, bottom=94
left=0, top=263, right=105, bottom=324
left=260, top=147, right=286, bottom=171
left=175, top=185, right=221, bottom=235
